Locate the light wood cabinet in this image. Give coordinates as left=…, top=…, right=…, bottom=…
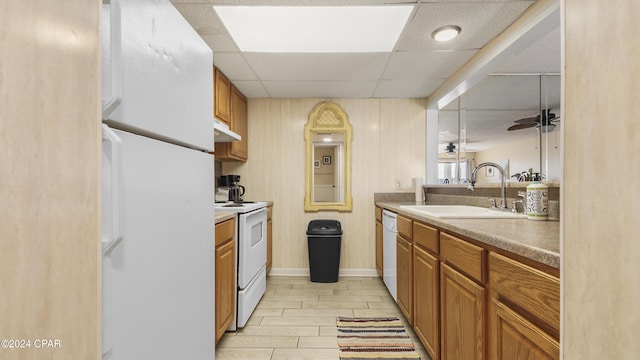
left=375, top=206, right=383, bottom=276
left=214, top=67, right=231, bottom=126
left=413, top=221, right=440, bottom=359
left=266, top=205, right=273, bottom=273
left=440, top=232, right=486, bottom=360
left=374, top=206, right=558, bottom=360
left=488, top=252, right=560, bottom=360
left=215, top=218, right=236, bottom=343
left=413, top=245, right=440, bottom=360
left=215, top=84, right=248, bottom=161
left=376, top=220, right=383, bottom=277
left=489, top=298, right=559, bottom=360
left=440, top=263, right=486, bottom=360
left=396, top=218, right=413, bottom=325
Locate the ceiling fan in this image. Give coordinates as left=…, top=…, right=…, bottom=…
left=507, top=109, right=560, bottom=132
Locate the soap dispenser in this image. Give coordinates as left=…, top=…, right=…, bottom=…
left=526, top=182, right=548, bottom=220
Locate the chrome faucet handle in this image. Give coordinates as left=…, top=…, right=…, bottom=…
left=511, top=199, right=524, bottom=213
left=488, top=198, right=497, bottom=208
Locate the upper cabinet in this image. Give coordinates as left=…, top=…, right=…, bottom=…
left=214, top=67, right=248, bottom=162
left=214, top=67, right=231, bottom=127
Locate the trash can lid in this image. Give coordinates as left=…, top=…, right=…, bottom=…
left=307, top=219, right=342, bottom=235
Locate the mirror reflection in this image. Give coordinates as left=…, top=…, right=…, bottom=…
left=304, top=102, right=352, bottom=212
left=312, top=133, right=344, bottom=203
left=437, top=74, right=561, bottom=184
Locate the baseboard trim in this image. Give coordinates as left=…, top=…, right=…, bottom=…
left=268, top=268, right=379, bottom=277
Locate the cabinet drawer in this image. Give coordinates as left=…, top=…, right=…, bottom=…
left=489, top=252, right=560, bottom=335
left=413, top=222, right=438, bottom=254
left=397, top=215, right=413, bottom=241
left=375, top=206, right=382, bottom=222
left=441, top=232, right=486, bottom=283
left=215, top=218, right=235, bottom=247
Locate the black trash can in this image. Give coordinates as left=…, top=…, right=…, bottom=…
left=307, top=220, right=342, bottom=283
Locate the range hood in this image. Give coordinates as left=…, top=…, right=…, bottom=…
left=213, top=120, right=241, bottom=142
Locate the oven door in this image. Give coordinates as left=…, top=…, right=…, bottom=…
left=237, top=207, right=267, bottom=289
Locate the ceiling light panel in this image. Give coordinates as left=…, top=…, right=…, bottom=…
left=213, top=6, right=413, bottom=53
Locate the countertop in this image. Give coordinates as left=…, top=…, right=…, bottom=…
left=215, top=212, right=236, bottom=224
left=377, top=201, right=560, bottom=269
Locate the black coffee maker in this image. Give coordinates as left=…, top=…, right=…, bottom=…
left=219, top=175, right=245, bottom=202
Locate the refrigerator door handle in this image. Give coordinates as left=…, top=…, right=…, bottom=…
left=102, top=124, right=124, bottom=253
left=102, top=0, right=122, bottom=119
left=101, top=125, right=124, bottom=357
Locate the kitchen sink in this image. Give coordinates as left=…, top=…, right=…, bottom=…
left=399, top=205, right=527, bottom=219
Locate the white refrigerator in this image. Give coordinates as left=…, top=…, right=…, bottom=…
left=101, top=0, right=215, bottom=359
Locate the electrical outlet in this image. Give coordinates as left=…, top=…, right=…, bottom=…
left=395, top=180, right=402, bottom=190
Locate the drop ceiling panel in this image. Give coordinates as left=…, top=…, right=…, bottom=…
left=494, top=26, right=561, bottom=74
left=373, top=78, right=444, bottom=98
left=395, top=2, right=535, bottom=52
left=243, top=53, right=391, bottom=81
left=175, top=4, right=239, bottom=52
left=173, top=0, right=549, bottom=99
left=263, top=81, right=377, bottom=98
left=213, top=53, right=257, bottom=80
left=232, top=81, right=270, bottom=98
left=383, top=50, right=477, bottom=80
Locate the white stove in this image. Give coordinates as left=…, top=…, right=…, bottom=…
left=214, top=200, right=267, bottom=330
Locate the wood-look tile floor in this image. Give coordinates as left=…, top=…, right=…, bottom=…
left=216, top=276, right=431, bottom=360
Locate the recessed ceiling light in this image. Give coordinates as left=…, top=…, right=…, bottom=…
left=431, top=25, right=461, bottom=42
left=213, top=6, right=413, bottom=53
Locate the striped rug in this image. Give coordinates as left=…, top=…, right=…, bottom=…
left=336, top=316, right=420, bottom=359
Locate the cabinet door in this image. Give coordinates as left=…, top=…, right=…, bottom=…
left=229, top=85, right=248, bottom=159
left=376, top=220, right=383, bottom=277
left=489, top=298, right=559, bottom=360
left=266, top=206, right=273, bottom=273
left=413, top=246, right=439, bottom=360
left=440, top=263, right=485, bottom=360
left=214, top=67, right=231, bottom=126
left=215, top=85, right=248, bottom=161
left=396, top=234, right=413, bottom=324
left=215, top=219, right=236, bottom=343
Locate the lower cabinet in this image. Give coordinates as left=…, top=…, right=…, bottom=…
left=488, top=252, right=560, bottom=360
left=376, top=207, right=559, bottom=360
left=396, top=233, right=413, bottom=325
left=266, top=205, right=273, bottom=273
left=375, top=219, right=383, bottom=277
left=215, top=218, right=236, bottom=343
left=376, top=206, right=383, bottom=276
left=413, top=245, right=440, bottom=359
left=489, top=299, right=559, bottom=360
left=440, top=263, right=486, bottom=360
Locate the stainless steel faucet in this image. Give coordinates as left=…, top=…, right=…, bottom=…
left=468, top=162, right=507, bottom=209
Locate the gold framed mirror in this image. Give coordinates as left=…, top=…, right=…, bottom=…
left=304, top=101, right=353, bottom=212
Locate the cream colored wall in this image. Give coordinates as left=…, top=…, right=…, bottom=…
left=0, top=1, right=100, bottom=359
left=474, top=133, right=561, bottom=183
left=223, top=98, right=426, bottom=271
left=563, top=0, right=640, bottom=358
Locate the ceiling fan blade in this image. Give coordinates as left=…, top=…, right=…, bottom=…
left=507, top=123, right=537, bottom=131
left=514, top=115, right=540, bottom=124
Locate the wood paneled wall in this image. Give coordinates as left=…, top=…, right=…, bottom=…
left=0, top=1, right=101, bottom=359
left=563, top=0, right=640, bottom=358
left=223, top=98, right=426, bottom=271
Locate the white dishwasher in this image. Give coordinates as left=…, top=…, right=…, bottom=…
left=382, top=209, right=398, bottom=301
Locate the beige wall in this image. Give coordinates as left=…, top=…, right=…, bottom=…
left=473, top=132, right=561, bottom=183
left=563, top=0, right=640, bottom=358
left=223, top=98, right=426, bottom=271
left=0, top=0, right=101, bottom=359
